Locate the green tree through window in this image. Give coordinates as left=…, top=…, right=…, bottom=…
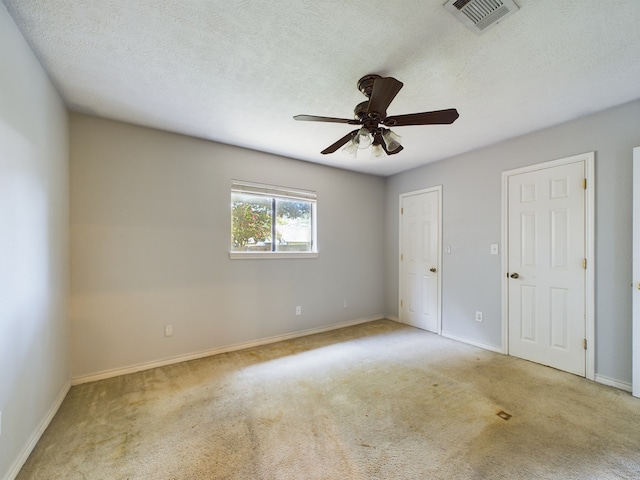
left=231, top=181, right=316, bottom=254
left=231, top=195, right=272, bottom=249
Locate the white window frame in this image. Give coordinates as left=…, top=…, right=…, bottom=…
left=229, top=180, right=318, bottom=259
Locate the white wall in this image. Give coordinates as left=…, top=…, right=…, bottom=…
left=385, top=99, right=640, bottom=385
left=69, top=114, right=386, bottom=380
left=0, top=5, right=69, bottom=480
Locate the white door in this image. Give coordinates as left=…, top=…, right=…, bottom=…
left=507, top=161, right=586, bottom=376
left=633, top=146, right=640, bottom=397
left=400, top=188, right=441, bottom=333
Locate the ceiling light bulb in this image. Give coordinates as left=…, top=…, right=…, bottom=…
left=382, top=129, right=402, bottom=152
left=371, top=143, right=385, bottom=158
left=355, top=127, right=372, bottom=149
left=342, top=138, right=358, bottom=158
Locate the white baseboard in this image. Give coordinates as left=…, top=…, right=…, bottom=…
left=439, top=335, right=632, bottom=392
left=385, top=315, right=399, bottom=323
left=595, top=374, right=632, bottom=392
left=71, top=315, right=386, bottom=385
left=441, top=331, right=505, bottom=354
left=5, top=381, right=71, bottom=480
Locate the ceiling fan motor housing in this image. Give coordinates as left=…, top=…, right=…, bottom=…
left=354, top=101, right=370, bottom=121
left=357, top=74, right=381, bottom=98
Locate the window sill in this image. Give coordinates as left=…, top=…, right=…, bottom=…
left=229, top=252, right=319, bottom=260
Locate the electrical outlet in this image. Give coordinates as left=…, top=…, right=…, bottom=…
left=490, top=244, right=499, bottom=255
left=164, top=324, right=173, bottom=337
left=342, top=300, right=348, bottom=309
left=296, top=306, right=302, bottom=316
left=475, top=311, right=483, bottom=322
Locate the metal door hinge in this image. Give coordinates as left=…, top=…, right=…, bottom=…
left=401, top=207, right=404, bottom=214
left=583, top=179, right=587, bottom=189
left=401, top=254, right=403, bottom=261
left=583, top=338, right=587, bottom=350
left=400, top=300, right=404, bottom=307
left=583, top=258, right=587, bottom=269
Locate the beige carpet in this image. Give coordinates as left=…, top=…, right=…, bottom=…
left=16, top=320, right=640, bottom=479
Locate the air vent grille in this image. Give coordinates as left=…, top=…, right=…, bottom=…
left=444, top=0, right=519, bottom=34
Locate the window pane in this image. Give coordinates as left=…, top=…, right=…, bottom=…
left=275, top=199, right=312, bottom=252
left=231, top=193, right=272, bottom=251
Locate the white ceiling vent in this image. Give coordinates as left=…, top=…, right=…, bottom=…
left=444, top=0, right=519, bottom=34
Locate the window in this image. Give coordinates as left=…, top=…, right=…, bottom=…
left=230, top=181, right=317, bottom=258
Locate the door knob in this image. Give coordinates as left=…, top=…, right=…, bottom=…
left=510, top=272, right=520, bottom=279
left=430, top=267, right=437, bottom=273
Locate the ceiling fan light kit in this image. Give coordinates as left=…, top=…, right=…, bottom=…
left=382, top=129, right=402, bottom=152
left=355, top=127, right=373, bottom=149
left=342, top=136, right=359, bottom=158
left=294, top=74, right=458, bottom=158
left=341, top=126, right=402, bottom=159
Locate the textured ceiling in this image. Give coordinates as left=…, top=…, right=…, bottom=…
left=4, top=0, right=640, bottom=176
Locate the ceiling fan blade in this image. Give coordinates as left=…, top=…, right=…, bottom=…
left=320, top=129, right=359, bottom=154
left=366, top=77, right=403, bottom=117
left=384, top=108, right=459, bottom=127
left=294, top=114, right=358, bottom=124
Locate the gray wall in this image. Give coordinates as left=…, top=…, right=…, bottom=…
left=69, top=114, right=386, bottom=379
left=385, top=99, right=640, bottom=384
left=0, top=5, right=69, bottom=479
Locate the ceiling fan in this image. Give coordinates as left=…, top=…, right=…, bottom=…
left=294, top=74, right=459, bottom=157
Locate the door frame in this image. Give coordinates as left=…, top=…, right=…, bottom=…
left=501, top=152, right=595, bottom=380
left=398, top=185, right=443, bottom=334
left=633, top=146, right=640, bottom=397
